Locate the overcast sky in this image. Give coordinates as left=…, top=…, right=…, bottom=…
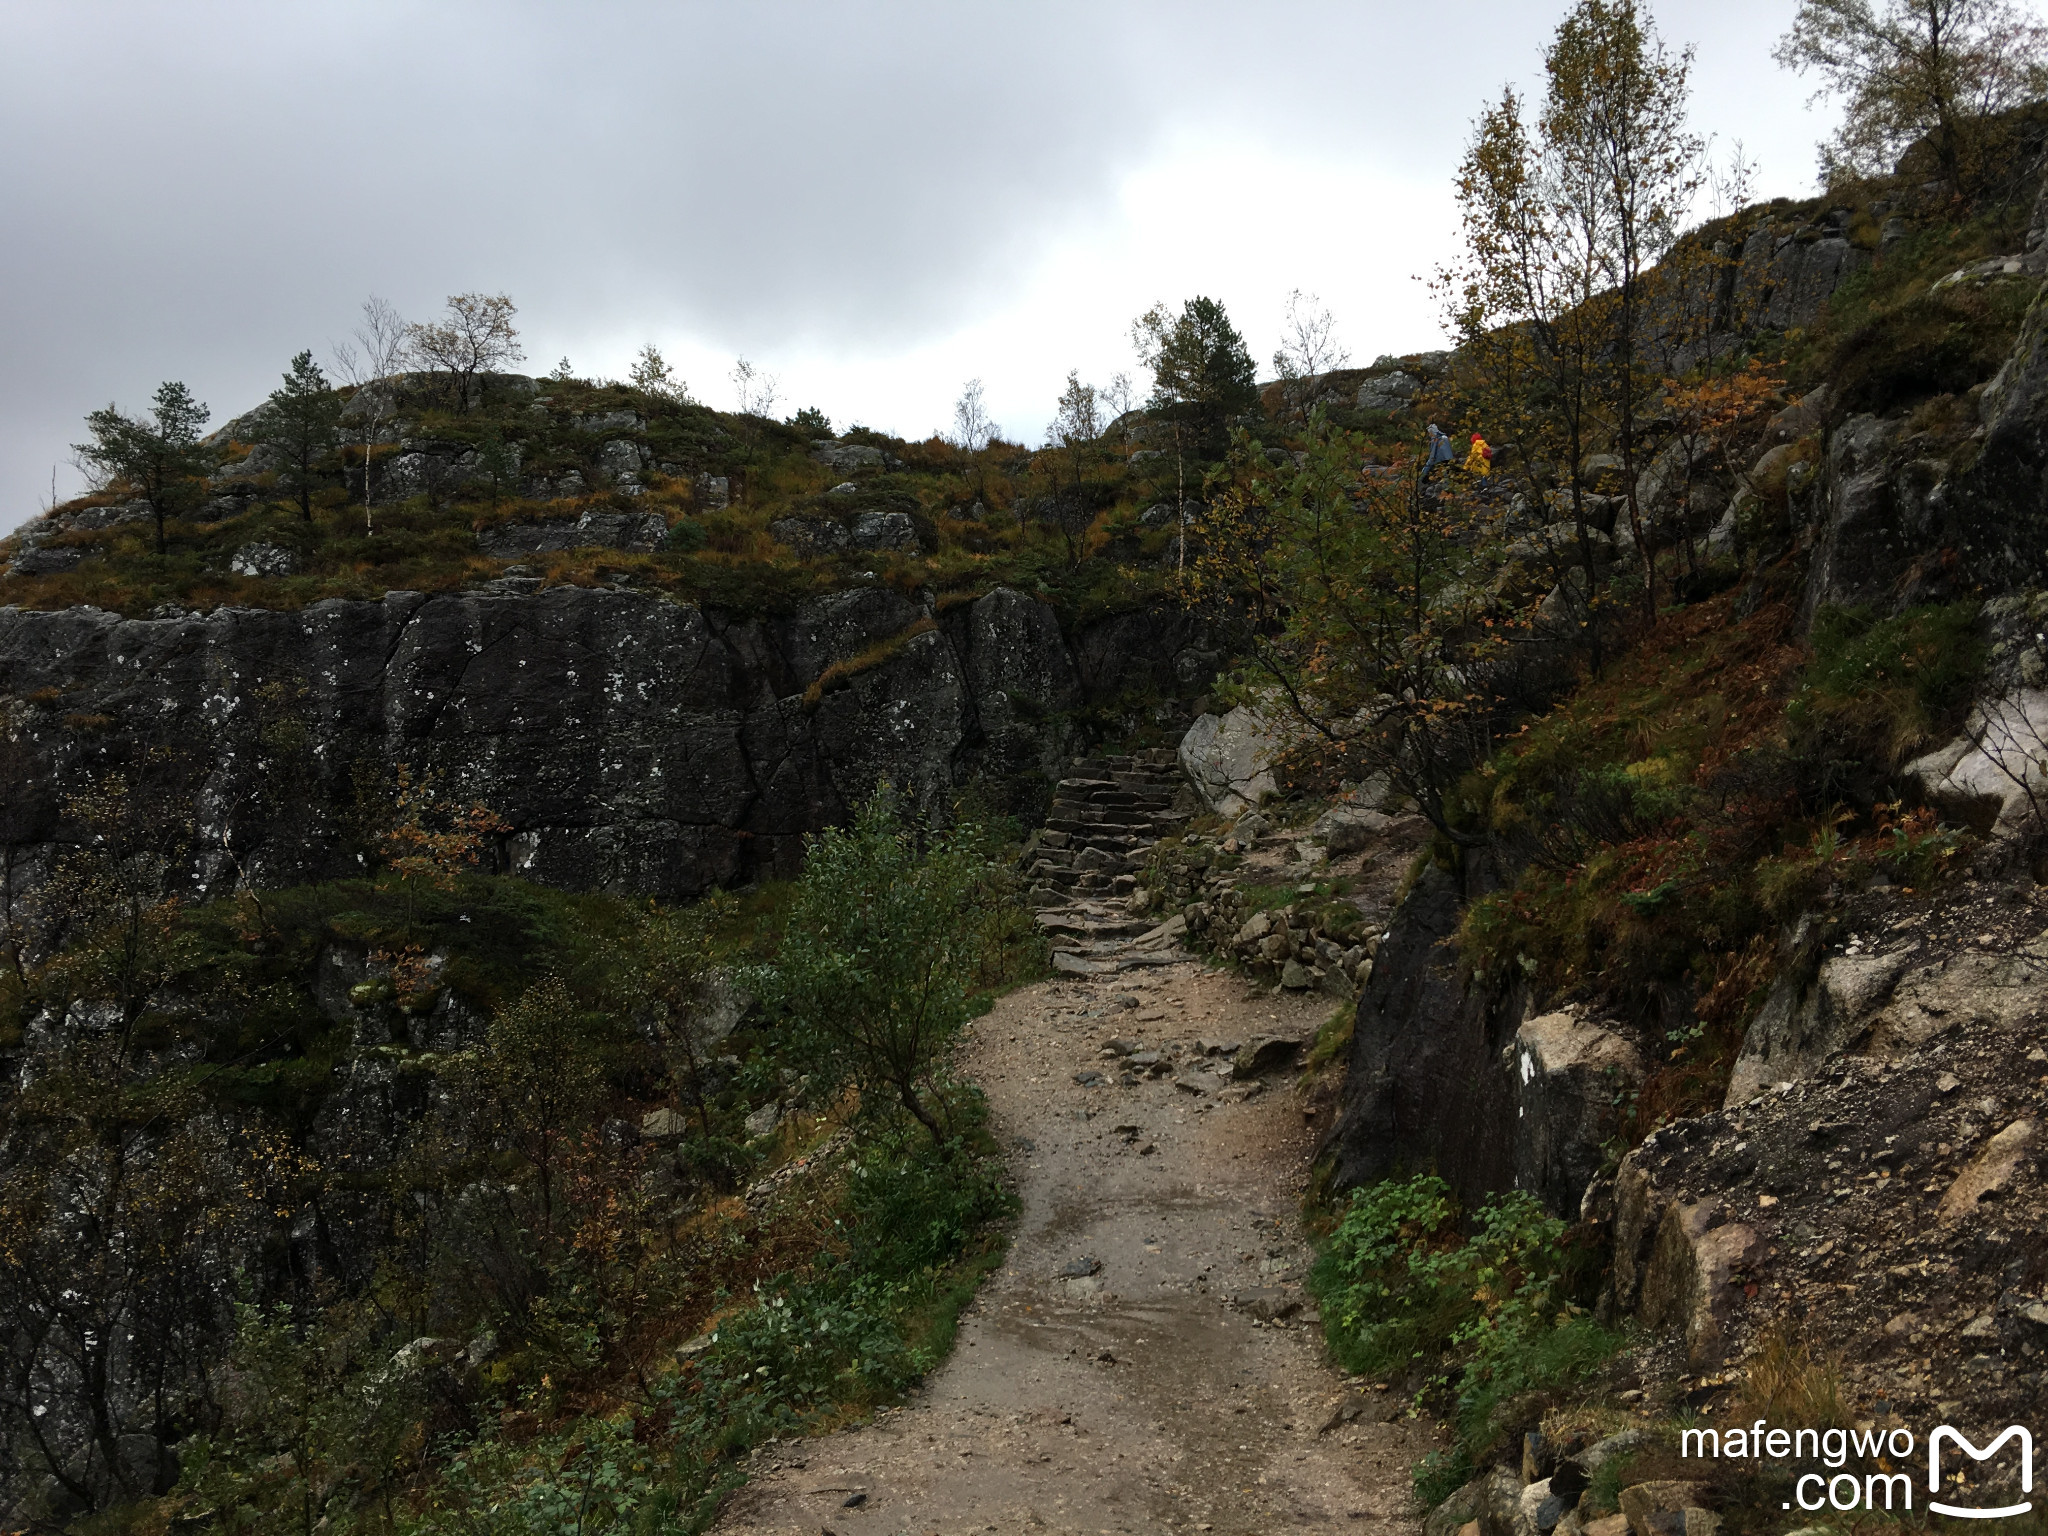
left=2, top=1, right=1851, bottom=534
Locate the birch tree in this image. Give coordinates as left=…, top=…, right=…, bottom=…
left=330, top=296, right=408, bottom=534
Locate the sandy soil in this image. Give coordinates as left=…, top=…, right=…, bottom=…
left=715, top=957, right=1440, bottom=1536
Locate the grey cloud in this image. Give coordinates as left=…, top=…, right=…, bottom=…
left=2, top=0, right=1822, bottom=531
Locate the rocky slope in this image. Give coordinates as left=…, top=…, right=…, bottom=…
left=1238, top=179, right=2048, bottom=1525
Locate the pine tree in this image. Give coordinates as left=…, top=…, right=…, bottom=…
left=255, top=350, right=343, bottom=522
left=1130, top=296, right=1260, bottom=538
left=74, top=382, right=211, bottom=556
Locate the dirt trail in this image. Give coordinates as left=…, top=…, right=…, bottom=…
left=716, top=955, right=1439, bottom=1536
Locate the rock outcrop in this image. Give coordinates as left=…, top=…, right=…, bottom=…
left=0, top=585, right=1214, bottom=903
left=1326, top=865, right=1523, bottom=1209
left=475, top=509, right=667, bottom=556
left=1511, top=1010, right=1645, bottom=1218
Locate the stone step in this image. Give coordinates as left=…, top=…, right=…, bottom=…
left=1047, top=802, right=1157, bottom=823
left=1036, top=911, right=1153, bottom=939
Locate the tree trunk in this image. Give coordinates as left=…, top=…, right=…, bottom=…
left=896, top=1078, right=950, bottom=1157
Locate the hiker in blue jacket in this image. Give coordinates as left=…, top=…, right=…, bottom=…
left=1422, top=422, right=1456, bottom=480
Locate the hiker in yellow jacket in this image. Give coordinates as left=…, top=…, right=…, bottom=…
left=1463, top=432, right=1493, bottom=477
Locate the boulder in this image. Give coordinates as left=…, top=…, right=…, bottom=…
left=1618, top=1484, right=1712, bottom=1536
left=598, top=438, right=645, bottom=483
left=1801, top=413, right=1917, bottom=617
left=1233, top=1035, right=1303, bottom=1079
left=1869, top=938, right=2048, bottom=1050
left=1179, top=705, right=1284, bottom=816
left=1765, top=385, right=1831, bottom=445
left=375, top=443, right=479, bottom=504
left=1903, top=689, right=2048, bottom=834
left=1423, top=1476, right=1491, bottom=1536
left=957, top=587, right=1078, bottom=710
left=1703, top=507, right=1738, bottom=560
left=1477, top=1466, right=1534, bottom=1536
left=1747, top=440, right=1812, bottom=499
left=477, top=510, right=666, bottom=557
left=1507, top=523, right=1614, bottom=569
left=1633, top=440, right=1692, bottom=516
left=230, top=542, right=295, bottom=578
left=1724, top=933, right=1915, bottom=1105
left=1510, top=1010, right=1644, bottom=1217
left=810, top=440, right=891, bottom=472
left=1328, top=864, right=1520, bottom=1209
left=1582, top=1429, right=1653, bottom=1473
left=1581, top=454, right=1626, bottom=491
left=1937, top=1117, right=2038, bottom=1221
left=1313, top=805, right=1393, bottom=855
left=850, top=510, right=920, bottom=552
left=641, top=1107, right=689, bottom=1140
left=1726, top=931, right=2048, bottom=1099
left=7, top=545, right=88, bottom=576
left=1356, top=371, right=1421, bottom=412
left=768, top=516, right=850, bottom=556
left=1231, top=1285, right=1302, bottom=1321
left=1637, top=1199, right=1761, bottom=1368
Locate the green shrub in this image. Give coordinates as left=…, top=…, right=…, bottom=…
left=1311, top=1174, right=1617, bottom=1481
left=752, top=788, right=1015, bottom=1150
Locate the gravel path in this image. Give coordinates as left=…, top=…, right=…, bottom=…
left=716, top=956, right=1439, bottom=1535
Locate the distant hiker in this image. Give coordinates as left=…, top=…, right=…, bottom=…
left=1464, top=432, right=1493, bottom=477
left=1422, top=423, right=1455, bottom=479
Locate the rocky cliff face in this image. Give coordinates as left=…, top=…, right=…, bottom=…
left=0, top=584, right=1214, bottom=904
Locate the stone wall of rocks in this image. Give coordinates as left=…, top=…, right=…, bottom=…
left=1137, top=804, right=1412, bottom=997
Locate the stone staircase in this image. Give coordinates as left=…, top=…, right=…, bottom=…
left=1020, top=749, right=1196, bottom=974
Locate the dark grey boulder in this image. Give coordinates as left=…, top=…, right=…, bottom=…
left=849, top=510, right=919, bottom=552
left=476, top=510, right=666, bottom=557
left=768, top=516, right=850, bottom=556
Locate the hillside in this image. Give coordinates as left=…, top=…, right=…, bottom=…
left=1144, top=153, right=2048, bottom=1536
left=7, top=94, right=2048, bottom=1536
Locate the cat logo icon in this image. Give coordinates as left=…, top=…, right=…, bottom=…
left=1929, top=1426, right=2034, bottom=1519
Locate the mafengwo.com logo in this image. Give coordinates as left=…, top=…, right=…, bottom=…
left=1680, top=1420, right=2033, bottom=1517
left=1928, top=1427, right=2034, bottom=1520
